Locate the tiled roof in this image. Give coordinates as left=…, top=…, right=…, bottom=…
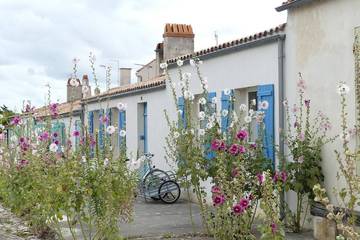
left=163, top=24, right=194, bottom=38
left=276, top=0, right=314, bottom=12
left=84, top=75, right=166, bottom=101
left=166, top=24, right=286, bottom=64
left=33, top=100, right=82, bottom=118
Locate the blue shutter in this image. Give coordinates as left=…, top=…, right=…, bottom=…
left=178, top=96, right=185, bottom=127
left=143, top=103, right=148, bottom=153
left=118, top=110, right=126, bottom=147
left=221, top=90, right=234, bottom=133
left=60, top=122, right=65, bottom=146
left=257, top=84, right=275, bottom=164
left=88, top=111, right=94, bottom=157
left=205, top=92, right=217, bottom=160
left=98, top=109, right=104, bottom=149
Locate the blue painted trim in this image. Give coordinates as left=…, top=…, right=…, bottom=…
left=221, top=90, right=234, bottom=133
left=98, top=109, right=104, bottom=149
left=118, top=110, right=126, bottom=147
left=177, top=96, right=185, bottom=127
left=205, top=92, right=217, bottom=160
left=257, top=84, right=275, bottom=165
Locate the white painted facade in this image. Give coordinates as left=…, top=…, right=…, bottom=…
left=282, top=0, right=360, bottom=206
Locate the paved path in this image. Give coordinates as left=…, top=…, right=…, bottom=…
left=0, top=203, right=39, bottom=240
left=1, top=198, right=315, bottom=240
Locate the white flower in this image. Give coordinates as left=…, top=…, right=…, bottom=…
left=239, top=104, right=247, bottom=112
left=189, top=59, right=196, bottom=67
left=190, top=129, right=195, bottom=135
left=199, top=97, right=206, bottom=105
left=198, top=60, right=203, bottom=65
left=10, top=135, right=17, bottom=142
left=178, top=109, right=183, bottom=115
left=184, top=90, right=192, bottom=99
left=189, top=94, right=195, bottom=101
left=244, top=115, right=252, bottom=123
left=0, top=114, right=3, bottom=119
left=49, top=143, right=58, bottom=152
left=222, top=109, right=229, bottom=117
left=171, top=82, right=176, bottom=89
left=198, top=129, right=205, bottom=136
left=0, top=148, right=3, bottom=154
left=81, top=156, right=87, bottom=163
left=259, top=100, right=269, bottom=110
left=206, top=122, right=214, bottom=129
left=177, top=59, right=183, bottom=66
left=103, top=158, right=109, bottom=167
left=249, top=109, right=254, bottom=116
left=69, top=78, right=78, bottom=87
left=202, top=77, right=208, bottom=85
left=203, top=84, right=209, bottom=90
left=160, top=62, right=168, bottom=69
left=117, top=102, right=127, bottom=111
left=119, top=130, right=126, bottom=137
left=82, top=85, right=89, bottom=94
left=131, top=159, right=140, bottom=170
left=223, top=89, right=231, bottom=96
left=250, top=99, right=256, bottom=106
left=106, top=125, right=116, bottom=135
left=174, top=131, right=180, bottom=139
left=211, top=97, right=217, bottom=104
left=337, top=83, right=350, bottom=95
left=182, top=72, right=191, bottom=80
left=198, top=111, right=205, bottom=120
left=178, top=81, right=185, bottom=88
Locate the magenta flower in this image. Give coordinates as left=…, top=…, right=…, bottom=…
left=229, top=144, right=240, bottom=156
left=250, top=143, right=257, bottom=149
left=73, top=130, right=80, bottom=137
left=52, top=132, right=58, bottom=138
left=49, top=103, right=59, bottom=117
left=304, top=99, right=310, bottom=108
left=236, top=129, right=248, bottom=141
left=99, top=115, right=109, bottom=124
left=90, top=136, right=96, bottom=147
left=211, top=139, right=225, bottom=151
left=211, top=186, right=222, bottom=194
left=270, top=222, right=277, bottom=234
left=257, top=173, right=265, bottom=185
left=38, top=131, right=50, bottom=141
left=280, top=171, right=287, bottom=182
left=231, top=168, right=239, bottom=178
left=213, top=194, right=225, bottom=207
left=232, top=203, right=244, bottom=215
left=239, top=198, right=249, bottom=209
left=273, top=171, right=287, bottom=183
left=16, top=159, right=29, bottom=170
left=238, top=145, right=246, bottom=154
left=53, top=140, right=59, bottom=145
left=11, top=116, right=22, bottom=126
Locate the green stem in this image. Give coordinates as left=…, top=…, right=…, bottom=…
left=186, top=180, right=196, bottom=235
left=66, top=215, right=78, bottom=240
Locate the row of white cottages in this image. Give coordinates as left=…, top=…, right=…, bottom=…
left=40, top=0, right=359, bottom=209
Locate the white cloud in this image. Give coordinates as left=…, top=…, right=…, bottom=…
left=0, top=0, right=286, bottom=110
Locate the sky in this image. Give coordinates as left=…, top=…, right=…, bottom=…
left=0, top=0, right=286, bottom=111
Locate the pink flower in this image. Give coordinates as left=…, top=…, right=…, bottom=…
left=236, top=130, right=248, bottom=141
left=52, top=132, right=58, bottom=138
left=292, top=104, right=298, bottom=113
left=239, top=198, right=249, bottom=209
left=49, top=103, right=59, bottom=117
left=250, top=143, right=257, bottom=149
left=229, top=144, right=240, bottom=156
left=231, top=168, right=239, bottom=178
left=298, top=156, right=304, bottom=163
left=99, top=115, right=109, bottom=124
left=304, top=99, right=310, bottom=108
left=90, top=136, right=96, bottom=147
left=11, top=116, right=22, bottom=126
left=270, top=222, right=277, bottom=234
left=211, top=139, right=225, bottom=151
left=0, top=133, right=4, bottom=141
left=273, top=171, right=287, bottom=183
left=238, top=145, right=246, bottom=154
left=73, top=130, right=80, bottom=137
left=257, top=173, right=265, bottom=185
left=211, top=186, right=221, bottom=194
left=281, top=171, right=287, bottom=182
left=53, top=140, right=59, bottom=145
left=213, top=194, right=225, bottom=207
left=298, top=132, right=305, bottom=142
left=232, top=203, right=244, bottom=215
left=16, top=159, right=29, bottom=170
left=38, top=131, right=50, bottom=141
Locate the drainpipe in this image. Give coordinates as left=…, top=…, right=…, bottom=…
left=278, top=34, right=286, bottom=219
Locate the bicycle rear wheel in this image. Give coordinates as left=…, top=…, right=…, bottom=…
left=143, top=169, right=170, bottom=200
left=158, top=180, right=181, bottom=204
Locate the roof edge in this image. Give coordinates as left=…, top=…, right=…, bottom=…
left=276, top=0, right=314, bottom=12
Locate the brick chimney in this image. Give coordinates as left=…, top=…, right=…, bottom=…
left=67, top=78, right=82, bottom=102
left=162, top=24, right=195, bottom=61
left=120, top=68, right=131, bottom=86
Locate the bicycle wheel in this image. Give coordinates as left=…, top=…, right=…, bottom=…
left=158, top=180, right=181, bottom=204
left=143, top=169, right=170, bottom=200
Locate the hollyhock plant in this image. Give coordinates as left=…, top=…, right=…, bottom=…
left=236, top=129, right=248, bottom=141
left=280, top=74, right=335, bottom=233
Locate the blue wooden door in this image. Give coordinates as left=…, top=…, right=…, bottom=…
left=143, top=103, right=148, bottom=153
left=98, top=109, right=104, bottom=149
left=257, top=84, right=275, bottom=165
left=88, top=111, right=94, bottom=157
left=177, top=96, right=185, bottom=128
left=205, top=92, right=216, bottom=160
left=221, top=90, right=234, bottom=133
